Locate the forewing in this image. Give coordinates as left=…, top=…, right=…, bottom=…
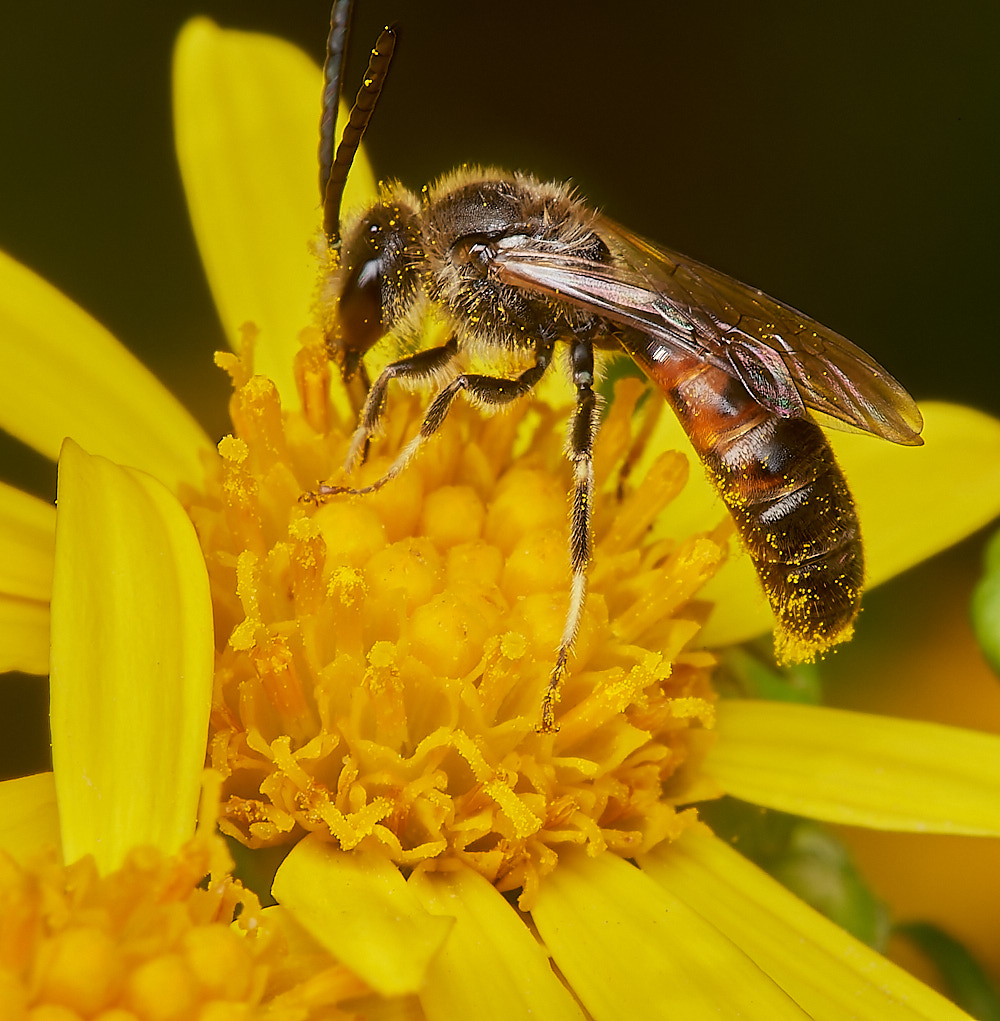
left=493, top=217, right=923, bottom=445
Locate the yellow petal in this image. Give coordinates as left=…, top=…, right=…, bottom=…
left=689, top=549, right=770, bottom=648
left=703, top=700, right=1000, bottom=833
left=682, top=402, right=1000, bottom=647
left=0, top=594, right=49, bottom=675
left=839, top=402, right=1000, bottom=584
left=639, top=828, right=971, bottom=1021
left=0, top=249, right=212, bottom=492
left=0, top=773, right=61, bottom=863
left=346, top=997, right=425, bottom=1021
left=50, top=440, right=214, bottom=872
left=259, top=904, right=424, bottom=1016
left=0, top=481, right=54, bottom=601
left=272, top=836, right=452, bottom=997
left=0, top=482, right=54, bottom=674
left=409, top=866, right=585, bottom=1021
left=531, top=848, right=809, bottom=1020
left=173, top=19, right=375, bottom=408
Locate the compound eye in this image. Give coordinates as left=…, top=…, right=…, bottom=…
left=337, top=255, right=384, bottom=362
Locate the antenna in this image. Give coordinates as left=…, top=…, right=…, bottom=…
left=318, top=0, right=397, bottom=245
left=318, top=0, right=352, bottom=202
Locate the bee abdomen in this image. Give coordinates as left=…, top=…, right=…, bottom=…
left=722, top=416, right=862, bottom=659
left=667, top=364, right=863, bottom=662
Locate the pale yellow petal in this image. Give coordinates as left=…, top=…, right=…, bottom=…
left=703, top=700, right=1000, bottom=833
left=0, top=773, right=61, bottom=863
left=50, top=441, right=214, bottom=872
left=173, top=18, right=375, bottom=408
left=409, top=866, right=585, bottom=1021
left=531, top=848, right=809, bottom=1020
left=0, top=594, right=48, bottom=675
left=0, top=249, right=212, bottom=492
left=272, top=836, right=452, bottom=997
left=639, top=828, right=972, bottom=1021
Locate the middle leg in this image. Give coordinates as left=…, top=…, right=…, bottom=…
left=540, top=334, right=601, bottom=732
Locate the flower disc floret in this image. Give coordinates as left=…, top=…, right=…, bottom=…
left=0, top=836, right=362, bottom=1019
left=194, top=330, right=723, bottom=902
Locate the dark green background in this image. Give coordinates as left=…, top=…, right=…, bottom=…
left=1, top=3, right=998, bottom=775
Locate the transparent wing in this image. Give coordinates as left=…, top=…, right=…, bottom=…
left=492, top=216, right=923, bottom=445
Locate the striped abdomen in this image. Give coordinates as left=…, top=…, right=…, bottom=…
left=638, top=348, right=862, bottom=661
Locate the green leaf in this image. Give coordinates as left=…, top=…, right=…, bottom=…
left=897, top=922, right=1000, bottom=1021
left=971, top=526, right=1000, bottom=678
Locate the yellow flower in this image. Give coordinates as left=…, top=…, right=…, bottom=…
left=3, top=16, right=1000, bottom=1019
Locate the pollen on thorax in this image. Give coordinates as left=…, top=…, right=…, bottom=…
left=192, top=326, right=724, bottom=904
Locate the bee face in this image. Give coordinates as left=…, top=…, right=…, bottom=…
left=331, top=198, right=423, bottom=376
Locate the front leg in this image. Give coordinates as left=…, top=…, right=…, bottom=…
left=312, top=335, right=556, bottom=500
left=345, top=337, right=459, bottom=469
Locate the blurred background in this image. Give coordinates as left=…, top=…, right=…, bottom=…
left=2, top=0, right=999, bottom=992
left=1, top=1, right=997, bottom=454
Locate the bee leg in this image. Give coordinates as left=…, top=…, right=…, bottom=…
left=540, top=336, right=600, bottom=733
left=388, top=335, right=555, bottom=475
left=320, top=336, right=555, bottom=499
left=340, top=348, right=372, bottom=425
left=305, top=339, right=459, bottom=504
left=344, top=338, right=459, bottom=471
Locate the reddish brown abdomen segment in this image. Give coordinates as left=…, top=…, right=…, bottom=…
left=633, top=346, right=863, bottom=661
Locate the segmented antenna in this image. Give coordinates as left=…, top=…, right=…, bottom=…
left=318, top=0, right=351, bottom=202
left=319, top=0, right=397, bottom=245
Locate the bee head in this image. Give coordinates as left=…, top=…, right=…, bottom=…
left=329, top=200, right=423, bottom=376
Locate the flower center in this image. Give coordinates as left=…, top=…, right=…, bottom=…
left=0, top=837, right=314, bottom=1017
left=194, top=328, right=723, bottom=902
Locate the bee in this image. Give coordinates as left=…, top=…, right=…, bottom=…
left=309, top=1, right=923, bottom=732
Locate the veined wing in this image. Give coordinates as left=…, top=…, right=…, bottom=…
left=492, top=217, right=923, bottom=445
